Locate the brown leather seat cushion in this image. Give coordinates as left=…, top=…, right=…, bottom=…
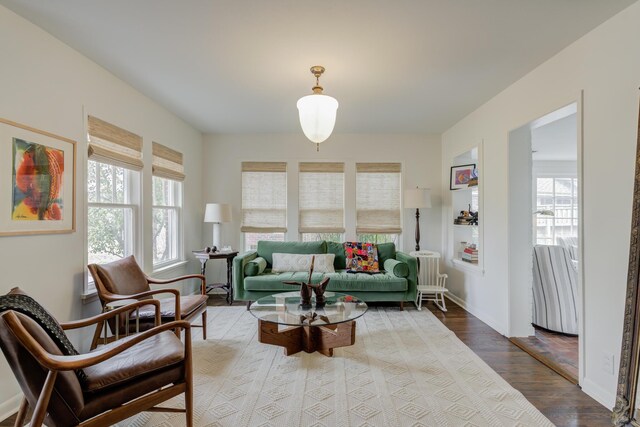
left=80, top=363, right=185, bottom=422
left=133, top=294, right=207, bottom=320
left=83, top=330, right=184, bottom=392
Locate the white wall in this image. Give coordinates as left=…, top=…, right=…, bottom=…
left=0, top=6, right=204, bottom=414
left=533, top=160, right=578, bottom=177
left=202, top=133, right=442, bottom=283
left=441, top=1, right=640, bottom=408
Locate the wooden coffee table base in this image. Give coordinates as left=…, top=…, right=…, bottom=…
left=258, top=319, right=356, bottom=357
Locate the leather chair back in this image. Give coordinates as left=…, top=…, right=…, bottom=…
left=0, top=312, right=84, bottom=427
left=89, top=255, right=151, bottom=302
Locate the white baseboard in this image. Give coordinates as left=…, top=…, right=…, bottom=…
left=445, top=293, right=506, bottom=336
left=0, top=393, right=22, bottom=422
left=581, top=377, right=615, bottom=410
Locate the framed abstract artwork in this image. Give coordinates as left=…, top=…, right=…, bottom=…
left=0, top=118, right=76, bottom=236
left=450, top=163, right=476, bottom=190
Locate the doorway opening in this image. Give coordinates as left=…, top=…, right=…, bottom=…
left=507, top=102, right=581, bottom=384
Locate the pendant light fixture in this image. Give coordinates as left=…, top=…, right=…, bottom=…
left=296, top=65, right=339, bottom=151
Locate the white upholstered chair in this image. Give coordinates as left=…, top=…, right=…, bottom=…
left=410, top=251, right=448, bottom=311
left=532, top=245, right=578, bottom=335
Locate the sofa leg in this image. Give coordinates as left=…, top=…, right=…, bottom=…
left=399, top=301, right=404, bottom=311
left=246, top=301, right=252, bottom=310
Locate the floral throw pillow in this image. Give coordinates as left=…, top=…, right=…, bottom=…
left=344, top=242, right=380, bottom=273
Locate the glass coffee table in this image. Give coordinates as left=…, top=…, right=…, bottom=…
left=249, top=291, right=367, bottom=357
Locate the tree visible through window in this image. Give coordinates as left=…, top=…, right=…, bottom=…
left=152, top=176, right=182, bottom=266
left=87, top=160, right=135, bottom=265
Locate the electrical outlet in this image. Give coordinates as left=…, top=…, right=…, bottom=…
left=603, top=353, right=615, bottom=375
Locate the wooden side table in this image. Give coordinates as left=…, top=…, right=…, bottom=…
left=193, top=250, right=238, bottom=304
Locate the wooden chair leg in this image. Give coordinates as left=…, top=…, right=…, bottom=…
left=30, top=370, right=57, bottom=427
left=184, top=328, right=193, bottom=427
left=201, top=310, right=207, bottom=340
left=13, top=397, right=28, bottom=427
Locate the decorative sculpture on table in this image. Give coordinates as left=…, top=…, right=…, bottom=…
left=283, top=256, right=331, bottom=309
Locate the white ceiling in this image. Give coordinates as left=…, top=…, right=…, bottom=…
left=1, top=0, right=635, bottom=134
left=532, top=113, right=577, bottom=161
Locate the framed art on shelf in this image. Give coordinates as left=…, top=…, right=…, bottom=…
left=0, top=118, right=76, bottom=236
left=450, top=163, right=476, bottom=190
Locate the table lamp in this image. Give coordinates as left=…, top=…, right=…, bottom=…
left=204, top=203, right=232, bottom=249
left=404, top=188, right=432, bottom=251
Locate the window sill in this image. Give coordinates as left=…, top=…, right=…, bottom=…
left=152, top=260, right=189, bottom=275
left=80, top=290, right=99, bottom=304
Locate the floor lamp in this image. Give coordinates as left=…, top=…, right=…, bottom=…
left=404, top=188, right=432, bottom=251
left=204, top=203, right=232, bottom=250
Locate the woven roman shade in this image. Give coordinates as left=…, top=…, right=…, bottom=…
left=299, top=162, right=345, bottom=233
left=356, top=163, right=402, bottom=234
left=87, top=115, right=143, bottom=170
left=152, top=142, right=185, bottom=181
left=241, top=162, right=287, bottom=233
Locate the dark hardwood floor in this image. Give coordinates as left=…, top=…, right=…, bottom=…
left=426, top=302, right=609, bottom=427
left=510, top=326, right=579, bottom=384
left=1, top=294, right=609, bottom=426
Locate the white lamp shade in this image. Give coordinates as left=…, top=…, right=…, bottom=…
left=404, top=188, right=432, bottom=209
left=297, top=94, right=339, bottom=143
left=204, top=203, right=232, bottom=223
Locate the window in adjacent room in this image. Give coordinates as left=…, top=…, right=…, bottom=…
left=299, top=162, right=345, bottom=243
left=355, top=162, right=402, bottom=244
left=241, top=162, right=287, bottom=251
left=151, top=142, right=185, bottom=268
left=535, top=177, right=578, bottom=245
left=86, top=115, right=143, bottom=294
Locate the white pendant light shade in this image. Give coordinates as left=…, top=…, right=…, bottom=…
left=297, top=65, right=339, bottom=147
left=297, top=94, right=339, bottom=143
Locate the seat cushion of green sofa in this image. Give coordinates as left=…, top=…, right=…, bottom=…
left=325, top=270, right=407, bottom=292
left=244, top=271, right=326, bottom=291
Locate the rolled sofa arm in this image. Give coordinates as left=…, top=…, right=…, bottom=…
left=396, top=251, right=418, bottom=298
left=233, top=250, right=258, bottom=300
left=383, top=259, right=409, bottom=278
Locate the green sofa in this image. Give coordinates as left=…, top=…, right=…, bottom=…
left=233, top=240, right=417, bottom=307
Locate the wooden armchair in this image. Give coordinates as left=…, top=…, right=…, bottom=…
left=88, top=255, right=207, bottom=349
left=0, top=288, right=193, bottom=427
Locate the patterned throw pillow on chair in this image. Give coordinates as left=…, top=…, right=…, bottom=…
left=344, top=242, right=380, bottom=273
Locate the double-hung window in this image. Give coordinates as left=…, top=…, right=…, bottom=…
left=151, top=142, right=185, bottom=268
left=241, top=162, right=287, bottom=251
left=356, top=163, right=402, bottom=244
left=535, top=176, right=578, bottom=245
left=299, top=162, right=345, bottom=242
left=86, top=116, right=142, bottom=293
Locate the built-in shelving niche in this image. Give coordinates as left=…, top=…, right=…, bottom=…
left=448, top=143, right=484, bottom=274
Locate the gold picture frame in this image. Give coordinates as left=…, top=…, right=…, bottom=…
left=614, top=99, right=640, bottom=426
left=0, top=118, right=76, bottom=236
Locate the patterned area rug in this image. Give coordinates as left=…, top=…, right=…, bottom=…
left=120, top=306, right=553, bottom=427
